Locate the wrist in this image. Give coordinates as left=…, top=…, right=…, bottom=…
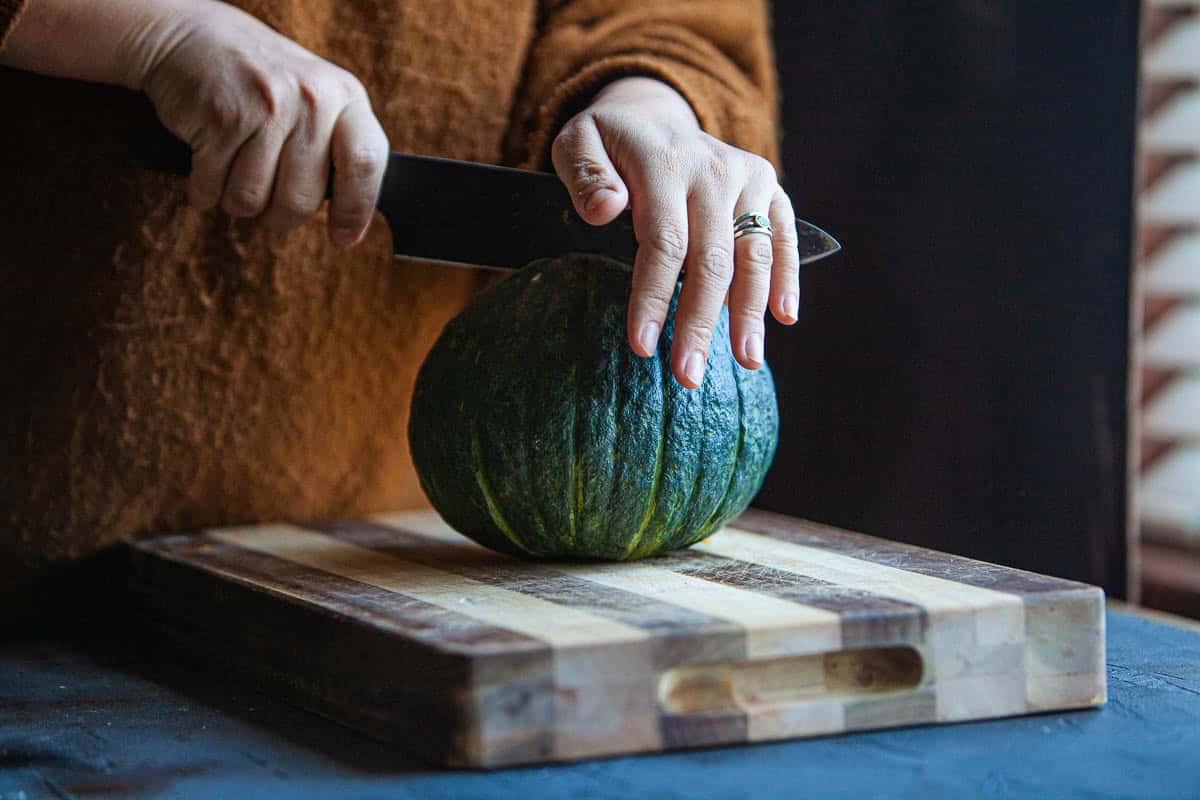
left=591, top=76, right=699, bottom=128
left=113, top=0, right=210, bottom=90
left=0, top=0, right=212, bottom=89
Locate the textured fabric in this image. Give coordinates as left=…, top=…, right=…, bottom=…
left=0, top=0, right=26, bottom=49
left=0, top=0, right=778, bottom=585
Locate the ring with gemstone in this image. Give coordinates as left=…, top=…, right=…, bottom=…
left=733, top=212, right=773, bottom=240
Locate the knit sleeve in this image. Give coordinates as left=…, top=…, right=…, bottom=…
left=504, top=0, right=780, bottom=171
left=0, top=0, right=28, bottom=50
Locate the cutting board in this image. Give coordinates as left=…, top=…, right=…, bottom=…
left=123, top=509, right=1106, bottom=768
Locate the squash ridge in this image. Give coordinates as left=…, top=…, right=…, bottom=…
left=695, top=354, right=745, bottom=542
left=624, top=338, right=669, bottom=559
left=469, top=421, right=534, bottom=555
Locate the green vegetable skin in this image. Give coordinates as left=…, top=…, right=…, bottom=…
left=409, top=253, right=780, bottom=560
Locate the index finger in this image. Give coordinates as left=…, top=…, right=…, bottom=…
left=328, top=98, right=389, bottom=248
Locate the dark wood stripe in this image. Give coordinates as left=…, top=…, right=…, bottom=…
left=736, top=508, right=1088, bottom=595
left=137, top=533, right=550, bottom=672
left=318, top=519, right=747, bottom=669
left=126, top=539, right=557, bottom=765
left=652, top=549, right=927, bottom=649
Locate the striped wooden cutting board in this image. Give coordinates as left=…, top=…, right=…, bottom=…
left=124, top=509, right=1106, bottom=768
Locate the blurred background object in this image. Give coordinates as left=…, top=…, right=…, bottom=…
left=756, top=2, right=1139, bottom=598
left=1139, top=0, right=1200, bottom=619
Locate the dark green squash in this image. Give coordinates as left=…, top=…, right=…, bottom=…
left=408, top=253, right=779, bottom=560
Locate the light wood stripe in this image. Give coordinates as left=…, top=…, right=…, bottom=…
left=554, top=561, right=842, bottom=657
left=372, top=512, right=1029, bottom=718
left=373, top=511, right=843, bottom=657
left=699, top=528, right=1023, bottom=625
left=698, top=528, right=1027, bottom=719
left=179, top=534, right=548, bottom=654
left=209, top=525, right=649, bottom=650
left=734, top=509, right=1082, bottom=595
left=377, top=511, right=1021, bottom=635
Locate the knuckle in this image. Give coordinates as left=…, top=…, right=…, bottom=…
left=747, top=153, right=778, bottom=185
left=681, top=319, right=718, bottom=349
left=698, top=151, right=730, bottom=186
left=734, top=300, right=768, bottom=322
left=335, top=69, right=368, bottom=101
left=257, top=78, right=289, bottom=119
left=571, top=159, right=609, bottom=193
left=645, top=225, right=688, bottom=264
left=774, top=224, right=799, bottom=251
left=204, top=92, right=244, bottom=133
left=343, top=146, right=382, bottom=181
left=630, top=285, right=673, bottom=318
left=297, top=74, right=328, bottom=113
left=223, top=185, right=267, bottom=217
left=743, top=237, right=775, bottom=268
left=695, top=244, right=734, bottom=282
left=656, top=142, right=690, bottom=177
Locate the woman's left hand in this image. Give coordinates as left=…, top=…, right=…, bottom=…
left=551, top=77, right=800, bottom=389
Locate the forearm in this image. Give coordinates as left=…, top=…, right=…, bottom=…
left=0, top=0, right=200, bottom=89
left=507, top=0, right=779, bottom=169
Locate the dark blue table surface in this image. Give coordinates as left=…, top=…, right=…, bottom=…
left=2, top=610, right=1198, bottom=800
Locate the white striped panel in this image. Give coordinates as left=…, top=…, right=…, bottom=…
left=1144, top=234, right=1200, bottom=298
left=1142, top=90, right=1200, bottom=154
left=1142, top=160, right=1200, bottom=226
left=1145, top=16, right=1200, bottom=79
left=1145, top=304, right=1200, bottom=369
left=209, top=524, right=649, bottom=650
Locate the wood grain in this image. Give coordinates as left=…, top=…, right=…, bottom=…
left=124, top=510, right=1106, bottom=767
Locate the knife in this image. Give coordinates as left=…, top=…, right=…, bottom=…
left=134, top=128, right=841, bottom=271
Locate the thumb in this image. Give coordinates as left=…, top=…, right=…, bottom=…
left=551, top=114, right=629, bottom=226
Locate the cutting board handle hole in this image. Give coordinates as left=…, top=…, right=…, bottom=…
left=657, top=646, right=924, bottom=714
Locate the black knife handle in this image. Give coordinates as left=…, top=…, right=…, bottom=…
left=130, top=123, right=193, bottom=177
left=132, top=123, right=335, bottom=199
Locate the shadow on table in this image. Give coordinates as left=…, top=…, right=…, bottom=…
left=2, top=560, right=435, bottom=795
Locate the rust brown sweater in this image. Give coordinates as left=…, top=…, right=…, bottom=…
left=0, top=0, right=779, bottom=582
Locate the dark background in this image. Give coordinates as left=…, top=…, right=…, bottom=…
left=755, top=2, right=1140, bottom=596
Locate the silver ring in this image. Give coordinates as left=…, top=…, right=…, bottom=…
left=733, top=212, right=773, bottom=240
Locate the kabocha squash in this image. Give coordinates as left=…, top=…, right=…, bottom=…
left=408, top=253, right=779, bottom=560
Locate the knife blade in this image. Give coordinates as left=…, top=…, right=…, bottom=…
left=134, top=128, right=841, bottom=271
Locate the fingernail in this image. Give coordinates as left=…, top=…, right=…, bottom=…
left=638, top=322, right=660, bottom=355
left=745, top=332, right=763, bottom=366
left=332, top=228, right=358, bottom=249
left=584, top=187, right=614, bottom=215
left=783, top=292, right=799, bottom=322
left=684, top=350, right=705, bottom=387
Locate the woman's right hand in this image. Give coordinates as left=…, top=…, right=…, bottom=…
left=129, top=1, right=388, bottom=247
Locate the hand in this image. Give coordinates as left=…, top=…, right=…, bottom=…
left=125, top=1, right=389, bottom=247
left=552, top=77, right=800, bottom=389
left=1, top=0, right=387, bottom=246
